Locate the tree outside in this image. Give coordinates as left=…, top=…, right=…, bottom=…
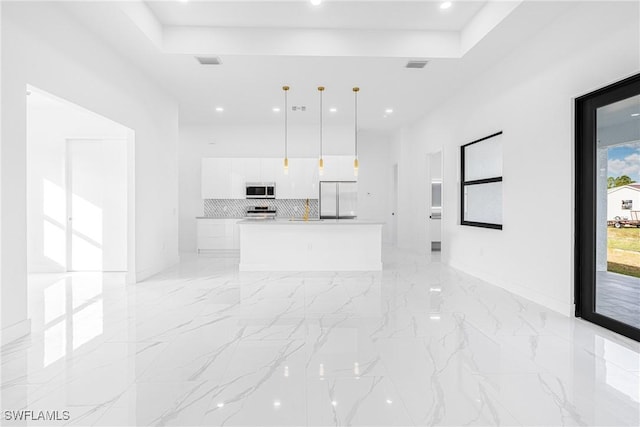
left=608, top=175, right=636, bottom=188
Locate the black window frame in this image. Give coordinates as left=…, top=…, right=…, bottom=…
left=460, top=131, right=503, bottom=230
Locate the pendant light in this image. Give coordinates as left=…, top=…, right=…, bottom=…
left=353, top=86, right=360, bottom=177
left=318, top=86, right=325, bottom=176
left=283, top=85, right=290, bottom=175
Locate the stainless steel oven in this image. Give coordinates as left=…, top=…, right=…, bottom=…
left=245, top=206, right=277, bottom=219
left=245, top=182, right=276, bottom=199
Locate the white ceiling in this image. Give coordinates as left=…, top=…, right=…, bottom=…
left=147, top=1, right=487, bottom=31
left=60, top=1, right=580, bottom=131
left=598, top=95, right=640, bottom=146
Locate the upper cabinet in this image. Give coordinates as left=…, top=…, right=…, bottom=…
left=202, top=157, right=330, bottom=199
left=279, top=158, right=319, bottom=199
left=242, top=158, right=261, bottom=182
left=320, top=155, right=358, bottom=181
left=259, top=158, right=279, bottom=183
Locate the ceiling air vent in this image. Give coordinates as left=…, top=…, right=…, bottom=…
left=405, top=59, right=429, bottom=69
left=195, top=56, right=223, bottom=65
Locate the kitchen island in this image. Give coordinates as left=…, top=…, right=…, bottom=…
left=237, top=219, right=383, bottom=271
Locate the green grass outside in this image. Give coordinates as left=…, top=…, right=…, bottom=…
left=607, top=227, right=640, bottom=252
left=607, top=262, right=640, bottom=278
left=607, top=227, right=640, bottom=278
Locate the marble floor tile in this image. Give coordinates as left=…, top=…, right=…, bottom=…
left=1, top=248, right=639, bottom=426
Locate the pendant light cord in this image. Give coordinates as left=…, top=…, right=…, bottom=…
left=284, top=87, right=288, bottom=159
left=319, top=87, right=324, bottom=159
left=354, top=87, right=358, bottom=158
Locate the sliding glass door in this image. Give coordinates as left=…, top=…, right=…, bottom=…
left=576, top=73, right=640, bottom=341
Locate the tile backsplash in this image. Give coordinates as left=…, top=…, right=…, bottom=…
left=204, top=199, right=319, bottom=219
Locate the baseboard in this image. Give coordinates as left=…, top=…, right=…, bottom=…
left=448, top=259, right=572, bottom=316
left=135, top=255, right=180, bottom=283
left=197, top=249, right=240, bottom=258
left=1, top=319, right=31, bottom=346
left=239, top=262, right=383, bottom=272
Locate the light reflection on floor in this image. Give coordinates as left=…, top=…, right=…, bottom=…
left=1, top=249, right=638, bottom=426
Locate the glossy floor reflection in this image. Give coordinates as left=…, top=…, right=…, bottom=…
left=2, top=248, right=640, bottom=426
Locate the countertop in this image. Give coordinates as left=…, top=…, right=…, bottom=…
left=196, top=216, right=243, bottom=219
left=236, top=218, right=384, bottom=226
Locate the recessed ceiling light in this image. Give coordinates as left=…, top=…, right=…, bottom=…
left=331, top=401, right=337, bottom=407
left=215, top=107, right=224, bottom=112
left=273, top=401, right=281, bottom=408
left=440, top=1, right=452, bottom=10
left=329, top=107, right=337, bottom=113
left=632, top=113, right=640, bottom=117
left=385, top=108, right=394, bottom=114
left=310, top=0, right=322, bottom=5
left=216, top=402, right=224, bottom=408
left=273, top=107, right=281, bottom=112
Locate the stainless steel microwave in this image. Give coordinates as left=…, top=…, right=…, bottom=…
left=246, top=182, right=276, bottom=199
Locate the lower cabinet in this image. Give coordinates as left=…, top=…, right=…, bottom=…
left=197, top=218, right=239, bottom=253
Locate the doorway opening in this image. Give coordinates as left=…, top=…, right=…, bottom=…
left=576, top=73, right=640, bottom=342
left=428, top=151, right=443, bottom=253
left=26, top=86, right=135, bottom=275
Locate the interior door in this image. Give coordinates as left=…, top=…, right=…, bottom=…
left=428, top=152, right=443, bottom=251
left=67, top=139, right=127, bottom=272
left=576, top=73, right=640, bottom=342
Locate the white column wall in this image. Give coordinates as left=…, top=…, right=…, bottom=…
left=1, top=2, right=179, bottom=343
left=393, top=1, right=640, bottom=315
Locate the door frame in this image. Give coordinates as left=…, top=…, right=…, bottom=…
left=575, top=72, right=640, bottom=342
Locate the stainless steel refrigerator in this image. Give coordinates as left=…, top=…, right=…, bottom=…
left=320, top=181, right=358, bottom=219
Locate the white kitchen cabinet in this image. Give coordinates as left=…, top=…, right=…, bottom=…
left=290, top=158, right=319, bottom=199
left=259, top=158, right=279, bottom=183
left=230, top=158, right=245, bottom=198
left=202, top=157, right=320, bottom=200
left=271, top=158, right=318, bottom=199
left=320, top=155, right=357, bottom=181
left=272, top=159, right=289, bottom=199
left=320, top=155, right=339, bottom=180
left=339, top=155, right=358, bottom=181
left=201, top=158, right=232, bottom=198
left=242, top=158, right=261, bottom=182
left=197, top=218, right=239, bottom=253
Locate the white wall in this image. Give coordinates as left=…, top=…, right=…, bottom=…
left=394, top=1, right=640, bottom=315
left=1, top=2, right=179, bottom=343
left=356, top=130, right=392, bottom=243
left=27, top=90, right=130, bottom=273
left=179, top=124, right=392, bottom=252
